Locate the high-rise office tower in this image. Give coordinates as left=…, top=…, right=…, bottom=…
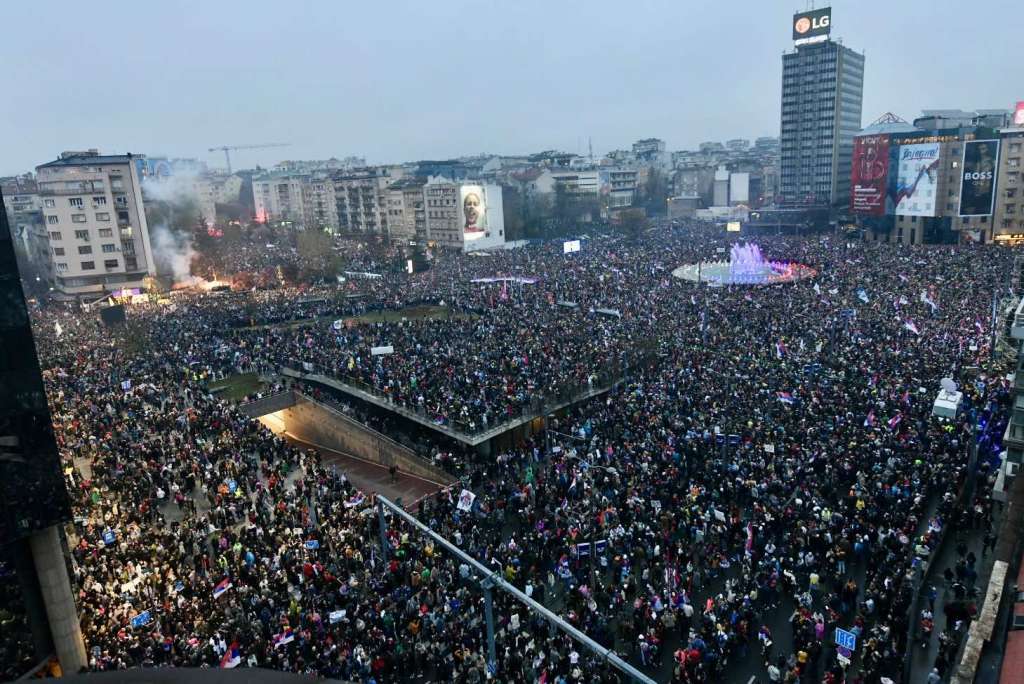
left=779, top=7, right=864, bottom=207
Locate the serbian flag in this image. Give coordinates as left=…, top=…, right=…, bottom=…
left=775, top=340, right=787, bottom=359
left=776, top=391, right=795, bottom=405
left=864, top=410, right=876, bottom=428
left=888, top=413, right=903, bottom=430
left=213, top=577, right=232, bottom=599
left=273, top=628, right=295, bottom=648
left=343, top=492, right=366, bottom=509
left=220, top=642, right=241, bottom=668
left=745, top=523, right=754, bottom=554
left=920, top=290, right=938, bottom=313
left=904, top=320, right=920, bottom=335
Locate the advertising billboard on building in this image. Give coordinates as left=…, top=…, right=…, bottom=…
left=959, top=140, right=1001, bottom=217
left=459, top=184, right=505, bottom=251
left=1015, top=101, right=1024, bottom=126
left=850, top=135, right=889, bottom=215
left=891, top=142, right=940, bottom=217
left=729, top=173, right=750, bottom=204
left=792, top=7, right=831, bottom=42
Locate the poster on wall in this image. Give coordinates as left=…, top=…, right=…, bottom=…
left=959, top=140, right=1001, bottom=217
left=459, top=184, right=506, bottom=251
left=892, top=142, right=940, bottom=217
left=850, top=135, right=889, bottom=215
left=460, top=185, right=488, bottom=240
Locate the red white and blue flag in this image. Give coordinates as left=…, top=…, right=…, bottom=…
left=888, top=413, right=903, bottom=430
left=220, top=642, right=241, bottom=668
left=213, top=577, right=232, bottom=599
left=273, top=628, right=295, bottom=648
left=776, top=391, right=795, bottom=405
left=864, top=410, right=876, bottom=428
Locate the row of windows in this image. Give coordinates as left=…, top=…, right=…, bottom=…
left=53, top=259, right=120, bottom=273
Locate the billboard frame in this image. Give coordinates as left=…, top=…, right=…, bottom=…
left=958, top=140, right=1001, bottom=217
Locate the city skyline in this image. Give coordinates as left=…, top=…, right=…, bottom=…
left=3, top=0, right=1022, bottom=175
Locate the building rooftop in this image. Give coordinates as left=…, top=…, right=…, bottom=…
left=37, top=152, right=135, bottom=169
left=856, top=121, right=918, bottom=136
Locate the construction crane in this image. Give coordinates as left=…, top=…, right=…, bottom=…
left=207, top=143, right=290, bottom=173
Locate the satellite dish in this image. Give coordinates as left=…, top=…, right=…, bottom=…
left=940, top=377, right=957, bottom=393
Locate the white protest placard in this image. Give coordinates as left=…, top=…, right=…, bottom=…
left=456, top=489, right=476, bottom=512
left=371, top=345, right=394, bottom=356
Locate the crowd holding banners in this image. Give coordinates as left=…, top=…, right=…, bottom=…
left=10, top=225, right=1015, bottom=682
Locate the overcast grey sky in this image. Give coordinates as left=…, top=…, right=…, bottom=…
left=3, top=0, right=1022, bottom=175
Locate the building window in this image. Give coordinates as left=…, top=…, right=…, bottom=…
left=71, top=213, right=87, bottom=223
left=47, top=214, right=59, bottom=224
left=1008, top=204, right=1017, bottom=215
left=95, top=212, right=110, bottom=221
left=104, top=259, right=119, bottom=269
left=78, top=245, right=92, bottom=255
left=52, top=247, right=65, bottom=256
left=80, top=261, right=95, bottom=270
left=69, top=197, right=83, bottom=208
left=49, top=231, right=61, bottom=241
left=56, top=262, right=68, bottom=272
left=98, top=228, right=113, bottom=238
left=93, top=196, right=107, bottom=206
left=44, top=198, right=55, bottom=208
left=74, top=229, right=89, bottom=240
left=101, top=243, right=117, bottom=253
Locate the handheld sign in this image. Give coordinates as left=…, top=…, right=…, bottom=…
left=130, top=610, right=152, bottom=629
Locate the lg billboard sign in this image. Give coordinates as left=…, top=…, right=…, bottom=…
left=793, top=8, right=832, bottom=43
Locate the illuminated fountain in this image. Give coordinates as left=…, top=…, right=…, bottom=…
left=672, top=242, right=817, bottom=286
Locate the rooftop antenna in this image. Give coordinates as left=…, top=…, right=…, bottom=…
left=588, top=137, right=594, bottom=163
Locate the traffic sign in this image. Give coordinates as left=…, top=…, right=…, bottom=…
left=835, top=627, right=856, bottom=651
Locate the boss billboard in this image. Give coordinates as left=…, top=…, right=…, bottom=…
left=892, top=143, right=941, bottom=217
left=850, top=135, right=889, bottom=215
left=958, top=140, right=1000, bottom=217
left=793, top=8, right=831, bottom=41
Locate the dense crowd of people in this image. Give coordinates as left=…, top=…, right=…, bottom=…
left=8, top=226, right=1013, bottom=682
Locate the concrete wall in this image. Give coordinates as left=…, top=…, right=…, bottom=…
left=278, top=395, right=454, bottom=485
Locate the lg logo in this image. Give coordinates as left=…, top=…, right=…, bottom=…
left=795, top=15, right=830, bottom=34
left=964, top=171, right=993, bottom=181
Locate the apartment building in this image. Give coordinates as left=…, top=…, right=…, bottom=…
left=1, top=175, right=46, bottom=264
left=386, top=177, right=427, bottom=243
left=993, top=129, right=1024, bottom=240
left=333, top=167, right=392, bottom=234
left=35, top=150, right=155, bottom=299
left=252, top=173, right=306, bottom=225
left=302, top=176, right=338, bottom=233
left=424, top=181, right=460, bottom=247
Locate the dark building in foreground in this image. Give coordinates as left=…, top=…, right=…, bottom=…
left=780, top=7, right=865, bottom=208
left=0, top=188, right=85, bottom=676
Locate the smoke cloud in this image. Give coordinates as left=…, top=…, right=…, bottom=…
left=141, top=166, right=205, bottom=282
left=150, top=223, right=195, bottom=282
